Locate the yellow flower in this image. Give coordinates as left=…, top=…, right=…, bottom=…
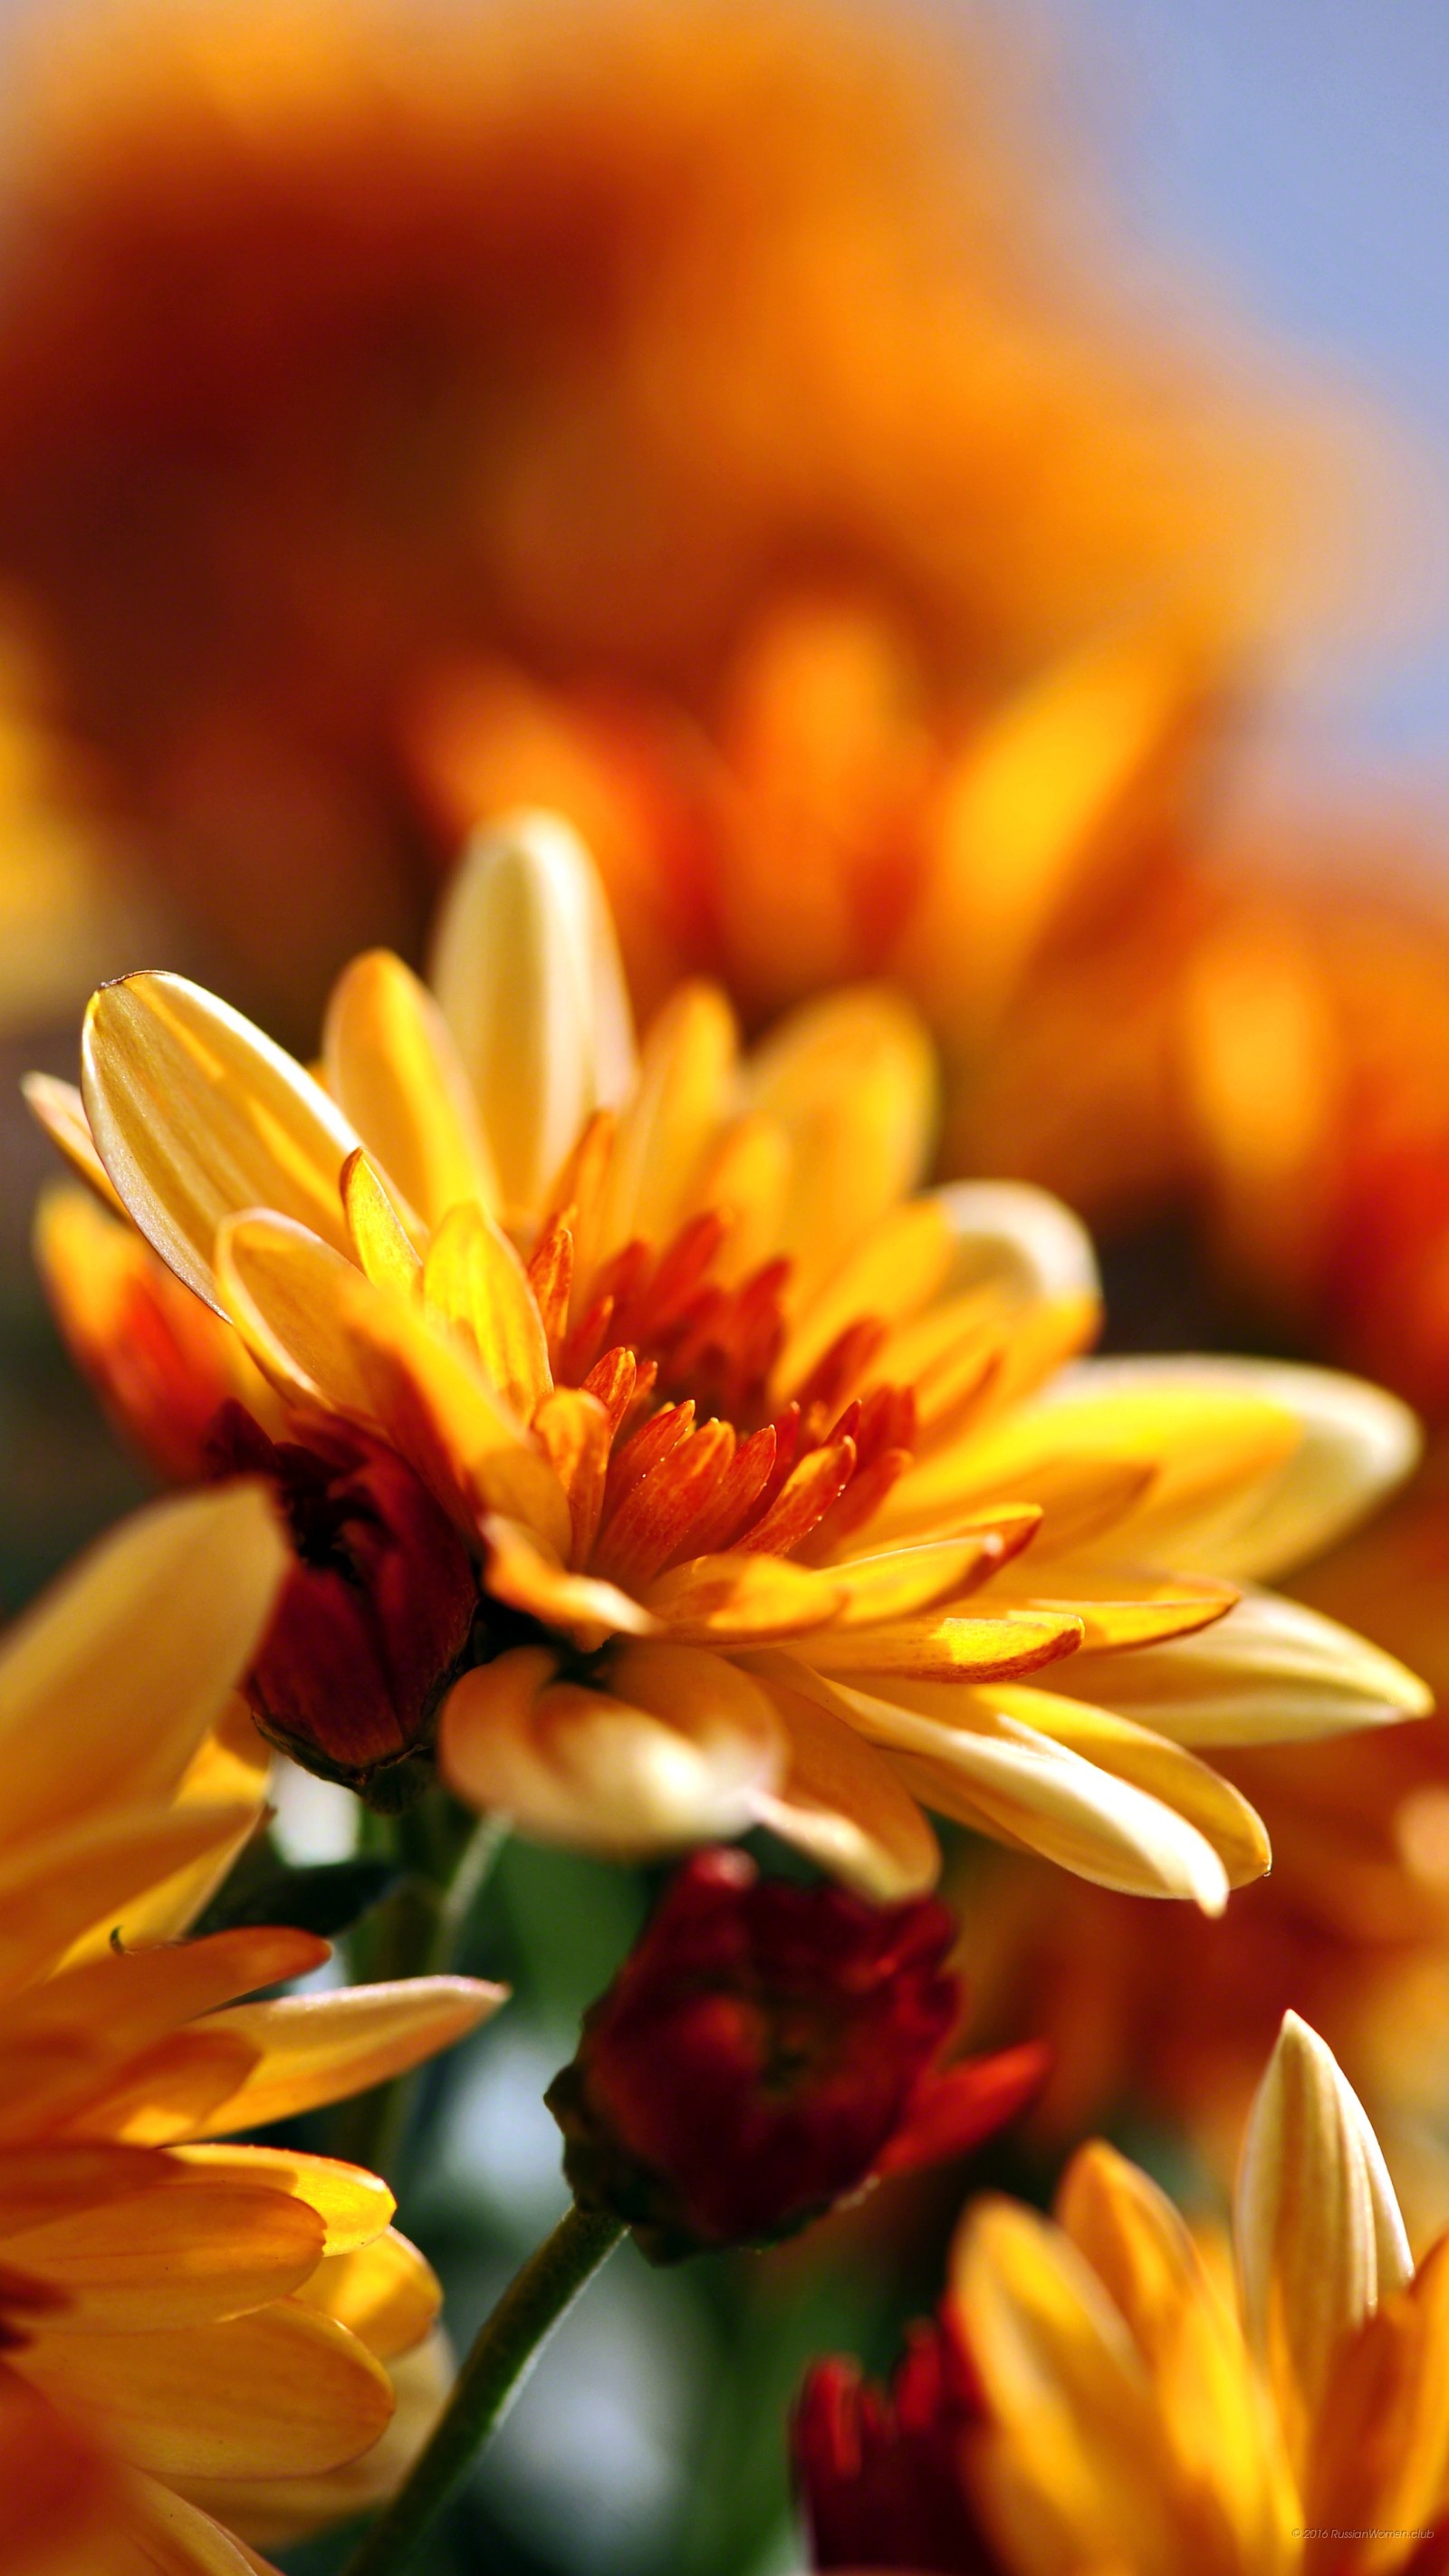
left=34, top=818, right=1428, bottom=1912
left=955, top=2012, right=1449, bottom=2574
left=0, top=1478, right=503, bottom=2569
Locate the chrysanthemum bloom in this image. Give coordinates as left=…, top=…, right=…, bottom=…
left=33, top=821, right=1429, bottom=1906
left=545, top=1847, right=1043, bottom=2263
left=798, top=2012, right=1449, bottom=2574
left=0, top=1476, right=503, bottom=2567
left=0, top=0, right=1367, bottom=1056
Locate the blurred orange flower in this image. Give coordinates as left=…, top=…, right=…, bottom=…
left=0, top=0, right=1361, bottom=1061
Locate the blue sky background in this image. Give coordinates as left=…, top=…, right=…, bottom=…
left=1017, top=0, right=1449, bottom=787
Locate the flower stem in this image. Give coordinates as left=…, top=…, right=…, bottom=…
left=334, top=1805, right=508, bottom=2180
left=341, top=2203, right=624, bottom=2576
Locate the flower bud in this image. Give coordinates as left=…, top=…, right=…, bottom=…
left=206, top=1403, right=478, bottom=1807
left=793, top=2311, right=1003, bottom=2574
left=545, top=1849, right=1044, bottom=2263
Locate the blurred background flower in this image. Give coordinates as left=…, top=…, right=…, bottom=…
left=0, top=2, right=1448, bottom=2571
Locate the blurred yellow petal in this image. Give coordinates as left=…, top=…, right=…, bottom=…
left=184, top=1978, right=504, bottom=2139
left=14, top=2303, right=392, bottom=2481
left=0, top=1802, right=261, bottom=2002
left=598, top=980, right=737, bottom=1255
left=781, top=1197, right=954, bottom=1390
left=4, top=2184, right=325, bottom=2331
left=441, top=1639, right=782, bottom=1855
left=1236, top=2012, right=1411, bottom=2468
left=482, top=1513, right=653, bottom=1648
left=82, top=971, right=362, bottom=1308
left=323, top=947, right=497, bottom=1228
left=114, top=2476, right=277, bottom=2576
left=429, top=812, right=636, bottom=1220
left=742, top=986, right=938, bottom=1294
left=22, top=1072, right=126, bottom=1214
left=0, top=1486, right=285, bottom=1846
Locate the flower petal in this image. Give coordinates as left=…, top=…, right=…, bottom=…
left=165, top=2148, right=393, bottom=2259
left=741, top=986, right=938, bottom=1295
left=82, top=971, right=362, bottom=1308
left=182, top=1978, right=504, bottom=2139
left=803, top=1607, right=1082, bottom=1683
left=441, top=1639, right=782, bottom=1855
left=1235, top=2011, right=1411, bottom=2467
left=423, top=1200, right=552, bottom=1418
left=744, top=1653, right=941, bottom=1898
left=596, top=981, right=737, bottom=1255
left=1045, top=1587, right=1431, bottom=1745
left=0, top=1802, right=262, bottom=2003
left=428, top=812, right=636, bottom=1220
left=14, top=2302, right=393, bottom=2480
left=0, top=1485, right=285, bottom=1846
left=4, top=2183, right=325, bottom=2331
left=323, top=947, right=498, bottom=1228
left=295, top=2227, right=440, bottom=2361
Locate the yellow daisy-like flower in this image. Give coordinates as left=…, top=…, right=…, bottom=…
left=34, top=819, right=1428, bottom=1913
left=0, top=1478, right=502, bottom=2571
left=953, top=2012, right=1449, bottom=2574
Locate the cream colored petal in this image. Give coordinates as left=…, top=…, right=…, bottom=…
left=744, top=1654, right=940, bottom=1899
left=974, top=1685, right=1269, bottom=1889
left=829, top=1679, right=1232, bottom=1908
left=1043, top=1356, right=1421, bottom=1579
left=931, top=1179, right=1102, bottom=1310
left=0, top=1485, right=285, bottom=1846
left=440, top=1639, right=783, bottom=1857
left=323, top=947, right=498, bottom=1228
left=1236, top=2012, right=1411, bottom=2471
left=1045, top=1588, right=1431, bottom=1746
left=14, top=2303, right=393, bottom=2482
left=428, top=812, right=636, bottom=1221
left=183, top=1979, right=505, bottom=2139
left=82, top=972, right=362, bottom=1309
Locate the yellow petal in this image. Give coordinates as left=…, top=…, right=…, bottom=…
left=0, top=1485, right=285, bottom=1846
left=1235, top=2012, right=1411, bottom=2470
left=216, top=1212, right=571, bottom=1552
left=802, top=1607, right=1082, bottom=1682
left=981, top=1564, right=1238, bottom=1652
left=428, top=812, right=636, bottom=1221
left=482, top=1513, right=653, bottom=1649
left=0, top=1802, right=262, bottom=2003
left=1045, top=1587, right=1431, bottom=1746
left=644, top=1551, right=846, bottom=1645
left=82, top=971, right=362, bottom=1308
left=184, top=1978, right=505, bottom=2139
left=114, top=2475, right=277, bottom=2576
left=295, top=2228, right=440, bottom=2361
left=832, top=1680, right=1232, bottom=1908
left=423, top=1200, right=552, bottom=1418
left=14, top=2302, right=393, bottom=2481
left=22, top=1070, right=126, bottom=1214
left=978, top=1685, right=1269, bottom=1889
left=323, top=947, right=498, bottom=1228
left=180, top=2331, right=446, bottom=2551
left=827, top=1529, right=1033, bottom=1627
left=744, top=1654, right=940, bottom=1898
left=742, top=985, right=938, bottom=1297
left=440, top=1639, right=782, bottom=1856
left=341, top=1149, right=422, bottom=1292
left=4, top=2183, right=325, bottom=2331
left=167, top=2147, right=394, bottom=2258
left=780, top=1196, right=955, bottom=1391
left=91, top=1709, right=271, bottom=1956
left=596, top=981, right=737, bottom=1255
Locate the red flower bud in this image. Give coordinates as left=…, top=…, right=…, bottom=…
left=206, top=1403, right=478, bottom=1807
left=793, top=2310, right=1003, bottom=2573
left=545, top=1849, right=1045, bottom=2263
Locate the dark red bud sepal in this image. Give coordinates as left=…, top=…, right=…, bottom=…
left=545, top=1849, right=1046, bottom=2264
left=793, top=2310, right=1005, bottom=2574
left=205, top=1402, right=479, bottom=1808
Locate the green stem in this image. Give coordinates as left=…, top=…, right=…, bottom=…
left=341, top=2204, right=624, bottom=2576
left=335, top=1808, right=508, bottom=2180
